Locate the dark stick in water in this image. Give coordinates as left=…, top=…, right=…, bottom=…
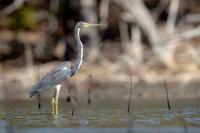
left=67, top=88, right=76, bottom=116
left=128, top=76, right=133, bottom=113
left=87, top=75, right=93, bottom=105
left=164, top=78, right=171, bottom=110
left=87, top=87, right=91, bottom=105
left=37, top=64, right=41, bottom=109
left=71, top=105, right=75, bottom=116
left=37, top=93, right=41, bottom=109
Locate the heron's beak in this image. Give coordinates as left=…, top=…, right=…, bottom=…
left=84, top=23, right=101, bottom=28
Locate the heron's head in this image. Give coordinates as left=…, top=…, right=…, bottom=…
left=76, top=21, right=101, bottom=28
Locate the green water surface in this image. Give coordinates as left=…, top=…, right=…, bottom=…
left=0, top=98, right=199, bottom=133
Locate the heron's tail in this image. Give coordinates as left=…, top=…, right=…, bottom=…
left=29, top=83, right=40, bottom=98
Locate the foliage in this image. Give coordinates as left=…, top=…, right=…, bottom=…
left=10, top=6, right=35, bottom=30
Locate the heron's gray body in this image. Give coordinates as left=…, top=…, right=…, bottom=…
left=30, top=62, right=74, bottom=97
left=29, top=22, right=100, bottom=101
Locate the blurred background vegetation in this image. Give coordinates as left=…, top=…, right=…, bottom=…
left=0, top=0, right=200, bottom=100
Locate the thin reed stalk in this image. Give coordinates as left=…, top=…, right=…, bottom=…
left=128, top=75, right=133, bottom=113
left=164, top=79, right=171, bottom=110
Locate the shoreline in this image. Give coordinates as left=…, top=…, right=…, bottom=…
left=0, top=62, right=200, bottom=100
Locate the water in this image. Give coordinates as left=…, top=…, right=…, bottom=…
left=0, top=99, right=199, bottom=133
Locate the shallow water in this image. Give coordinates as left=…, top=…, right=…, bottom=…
left=0, top=99, right=199, bottom=133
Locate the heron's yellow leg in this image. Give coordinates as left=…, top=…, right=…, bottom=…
left=55, top=85, right=61, bottom=115
left=52, top=97, right=55, bottom=115
left=55, top=100, right=58, bottom=115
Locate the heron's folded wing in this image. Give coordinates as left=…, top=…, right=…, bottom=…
left=30, top=62, right=73, bottom=97
left=38, top=64, right=72, bottom=87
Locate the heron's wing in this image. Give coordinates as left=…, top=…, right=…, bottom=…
left=30, top=62, right=73, bottom=97
left=43, top=62, right=72, bottom=82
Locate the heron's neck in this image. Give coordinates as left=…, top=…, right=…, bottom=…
left=73, top=27, right=83, bottom=73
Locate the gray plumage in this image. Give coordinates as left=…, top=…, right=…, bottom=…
left=30, top=62, right=73, bottom=97
left=29, top=22, right=100, bottom=99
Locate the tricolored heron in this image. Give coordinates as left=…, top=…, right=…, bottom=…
left=30, top=22, right=101, bottom=115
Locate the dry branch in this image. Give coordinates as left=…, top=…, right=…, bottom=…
left=163, top=26, right=200, bottom=44
left=166, top=0, right=180, bottom=34
left=1, top=0, right=24, bottom=15
left=99, top=0, right=111, bottom=28
left=114, top=0, right=160, bottom=48
left=80, top=0, right=100, bottom=63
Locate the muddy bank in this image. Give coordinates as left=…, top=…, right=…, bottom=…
left=0, top=62, right=200, bottom=100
